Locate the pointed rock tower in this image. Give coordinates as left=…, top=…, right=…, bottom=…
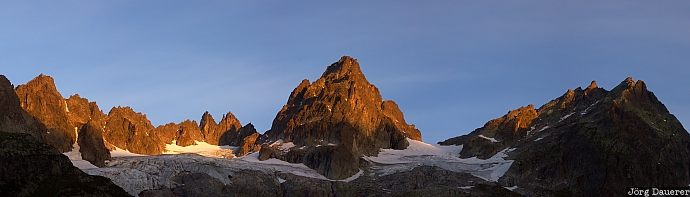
left=261, top=56, right=422, bottom=179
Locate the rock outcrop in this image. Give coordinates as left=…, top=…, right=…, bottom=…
left=261, top=56, right=422, bottom=179
left=213, top=112, right=243, bottom=145
left=175, top=120, right=203, bottom=146
left=66, top=94, right=112, bottom=166
left=441, top=78, right=690, bottom=196
left=105, top=107, right=164, bottom=155
left=15, top=74, right=74, bottom=152
left=231, top=123, right=261, bottom=156
left=199, top=111, right=243, bottom=145
left=198, top=111, right=260, bottom=156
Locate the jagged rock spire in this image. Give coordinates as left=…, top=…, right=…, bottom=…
left=262, top=56, right=422, bottom=179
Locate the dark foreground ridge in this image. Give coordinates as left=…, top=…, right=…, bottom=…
left=0, top=132, right=131, bottom=197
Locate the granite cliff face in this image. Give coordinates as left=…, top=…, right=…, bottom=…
left=15, top=74, right=74, bottom=152
left=261, top=56, right=422, bottom=179
left=441, top=78, right=690, bottom=196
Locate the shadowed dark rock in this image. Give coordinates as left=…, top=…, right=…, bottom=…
left=78, top=120, right=111, bottom=167
left=233, top=123, right=261, bottom=156
left=441, top=77, right=690, bottom=196
left=0, top=131, right=130, bottom=197
left=66, top=94, right=112, bottom=166
left=0, top=75, right=45, bottom=139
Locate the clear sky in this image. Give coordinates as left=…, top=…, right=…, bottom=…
left=2, top=1, right=689, bottom=143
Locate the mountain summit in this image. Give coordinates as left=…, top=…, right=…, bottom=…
left=261, top=56, right=422, bottom=179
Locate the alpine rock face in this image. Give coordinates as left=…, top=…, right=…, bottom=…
left=441, top=78, right=690, bottom=196
left=15, top=74, right=75, bottom=152
left=261, top=56, right=423, bottom=179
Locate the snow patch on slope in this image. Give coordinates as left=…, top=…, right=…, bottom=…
left=110, top=147, right=146, bottom=157
left=559, top=112, right=575, bottom=122
left=364, top=139, right=514, bottom=182
left=479, top=134, right=499, bottom=143
left=164, top=140, right=236, bottom=158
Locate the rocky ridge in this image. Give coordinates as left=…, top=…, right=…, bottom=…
left=441, top=78, right=690, bottom=196
left=8, top=74, right=258, bottom=167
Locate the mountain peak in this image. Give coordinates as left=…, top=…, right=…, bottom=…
left=18, top=74, right=58, bottom=93
left=201, top=111, right=214, bottom=121
left=263, top=56, right=421, bottom=179
left=584, top=80, right=603, bottom=96
left=0, top=75, right=11, bottom=88
left=622, top=76, right=637, bottom=87
left=31, top=73, right=55, bottom=83
left=586, top=80, right=598, bottom=90
left=321, top=56, right=365, bottom=80
left=612, top=76, right=649, bottom=94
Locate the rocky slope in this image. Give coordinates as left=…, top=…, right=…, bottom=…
left=441, top=78, right=690, bottom=196
left=0, top=75, right=45, bottom=139
left=261, top=56, right=422, bottom=179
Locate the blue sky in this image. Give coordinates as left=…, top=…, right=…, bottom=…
left=2, top=1, right=689, bottom=143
